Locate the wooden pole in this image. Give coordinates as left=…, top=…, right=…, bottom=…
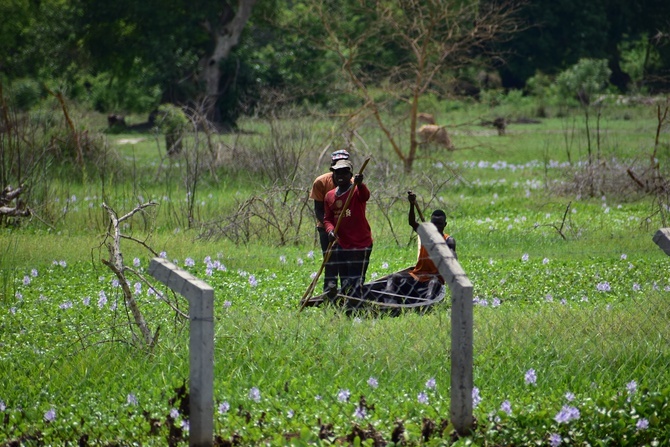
left=300, top=157, right=371, bottom=310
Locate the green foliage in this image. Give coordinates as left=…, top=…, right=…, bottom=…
left=8, top=78, right=44, bottom=111
left=555, top=58, right=612, bottom=106
left=79, top=72, right=162, bottom=114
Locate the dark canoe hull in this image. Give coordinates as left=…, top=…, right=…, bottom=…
left=299, top=267, right=445, bottom=314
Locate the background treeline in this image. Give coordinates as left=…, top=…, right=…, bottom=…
left=1, top=0, right=670, bottom=127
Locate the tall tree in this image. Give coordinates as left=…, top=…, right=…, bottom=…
left=78, top=0, right=261, bottom=124
left=290, top=0, right=523, bottom=173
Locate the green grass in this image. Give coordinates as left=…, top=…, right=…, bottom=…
left=1, top=98, right=670, bottom=445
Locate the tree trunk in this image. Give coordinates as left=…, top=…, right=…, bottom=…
left=200, top=0, right=257, bottom=123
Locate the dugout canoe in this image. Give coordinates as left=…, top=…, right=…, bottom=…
left=299, top=267, right=446, bottom=315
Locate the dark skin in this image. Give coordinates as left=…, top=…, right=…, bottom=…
left=408, top=191, right=446, bottom=234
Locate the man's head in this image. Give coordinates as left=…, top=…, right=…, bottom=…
left=330, top=159, right=353, bottom=188
left=430, top=209, right=447, bottom=233
left=330, top=149, right=350, bottom=166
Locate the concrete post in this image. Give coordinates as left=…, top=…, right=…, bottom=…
left=416, top=223, right=473, bottom=435
left=149, top=257, right=214, bottom=447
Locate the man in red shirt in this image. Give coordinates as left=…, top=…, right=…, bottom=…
left=323, top=159, right=373, bottom=298
left=310, top=150, right=350, bottom=291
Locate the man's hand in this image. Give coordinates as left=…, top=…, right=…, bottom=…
left=328, top=231, right=337, bottom=242
left=407, top=191, right=417, bottom=204
left=354, top=174, right=364, bottom=185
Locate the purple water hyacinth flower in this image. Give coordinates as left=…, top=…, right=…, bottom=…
left=185, top=258, right=195, bottom=267
left=0, top=400, right=5, bottom=411
left=425, top=378, right=436, bottom=389
left=297, top=258, right=304, bottom=266
left=23, top=276, right=31, bottom=286
left=472, top=387, right=481, bottom=408
left=218, top=401, right=230, bottom=413
left=521, top=253, right=529, bottom=262
left=492, top=297, right=501, bottom=307
left=249, top=275, right=258, bottom=287
left=181, top=420, right=190, bottom=431
left=223, top=300, right=232, bottom=309
left=159, top=251, right=167, bottom=259
left=545, top=294, right=553, bottom=302
left=310, top=272, right=317, bottom=279
left=367, top=377, right=378, bottom=388
left=596, top=282, right=611, bottom=292
left=353, top=406, right=366, bottom=419
left=307, top=251, right=314, bottom=259
left=82, top=296, right=91, bottom=306
left=15, top=292, right=22, bottom=300
left=112, top=278, right=120, bottom=288
left=59, top=260, right=67, bottom=268
left=554, top=405, right=580, bottom=424
left=134, top=282, right=142, bottom=295
left=249, top=387, right=261, bottom=402
left=337, top=389, right=350, bottom=402
left=287, top=409, right=294, bottom=418
left=549, top=433, right=562, bottom=447
left=31, top=268, right=38, bottom=277
left=44, top=408, right=56, bottom=422
left=525, top=369, right=537, bottom=385
left=110, top=300, right=118, bottom=311
left=621, top=253, right=627, bottom=260
left=59, top=301, right=73, bottom=309
left=500, top=400, right=512, bottom=415
left=637, top=418, right=649, bottom=430
left=626, top=380, right=637, bottom=394
left=10, top=307, right=16, bottom=314
left=98, top=291, right=107, bottom=308
left=127, top=393, right=138, bottom=406
left=382, top=262, right=389, bottom=269
left=417, top=392, right=429, bottom=404
left=542, top=257, right=549, bottom=265
left=279, top=255, right=287, bottom=263
left=632, top=283, right=640, bottom=291
left=133, top=258, right=141, bottom=267
left=565, top=392, right=575, bottom=402
left=170, top=408, right=179, bottom=419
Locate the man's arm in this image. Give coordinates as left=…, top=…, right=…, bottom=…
left=313, top=200, right=325, bottom=226
left=407, top=191, right=419, bottom=231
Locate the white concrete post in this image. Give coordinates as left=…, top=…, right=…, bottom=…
left=149, top=258, right=214, bottom=447
left=416, top=223, right=473, bottom=435
left=653, top=228, right=670, bottom=256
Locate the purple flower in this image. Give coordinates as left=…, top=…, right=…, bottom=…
left=632, top=283, right=641, bottom=291
left=549, top=433, right=562, bottom=447
left=15, top=292, right=22, bottom=300
left=353, top=406, right=366, bottom=419
left=133, top=258, right=141, bottom=267
left=23, top=276, right=31, bottom=286
left=636, top=418, right=649, bottom=430
left=0, top=400, right=6, bottom=411
left=181, top=420, right=189, bottom=431
left=223, top=300, right=232, bottom=309
left=500, top=400, right=512, bottom=415
left=59, top=260, right=67, bottom=268
left=31, top=269, right=38, bottom=277
left=472, top=387, right=481, bottom=408
left=417, top=392, right=429, bottom=404
left=82, top=296, right=91, bottom=306
left=307, top=251, right=314, bottom=259
left=554, top=405, right=580, bottom=424
left=170, top=408, right=179, bottom=419
left=297, top=258, right=304, bottom=266
left=597, top=282, right=611, bottom=292
left=44, top=408, right=56, bottom=422
left=249, top=387, right=261, bottom=402
left=621, top=253, right=627, bottom=260
left=367, top=377, right=378, bottom=389
left=127, top=393, right=138, bottom=406
left=249, top=275, right=258, bottom=287
left=525, top=369, right=537, bottom=385
left=185, top=258, right=195, bottom=267
left=337, top=389, right=350, bottom=402
left=59, top=301, right=73, bottom=309
left=521, top=253, right=529, bottom=262
left=218, top=401, right=230, bottom=414
left=382, top=262, right=389, bottom=269
left=491, top=297, right=501, bottom=307
left=542, top=258, right=549, bottom=265
left=425, top=378, right=436, bottom=389
left=565, top=392, right=575, bottom=401
left=626, top=380, right=637, bottom=395
left=279, top=255, right=287, bottom=263
left=134, top=282, right=142, bottom=295
left=159, top=251, right=167, bottom=259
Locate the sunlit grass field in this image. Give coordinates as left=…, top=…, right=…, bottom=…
left=1, top=99, right=670, bottom=445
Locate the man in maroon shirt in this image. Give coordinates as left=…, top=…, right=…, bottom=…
left=323, top=159, right=373, bottom=298
left=310, top=149, right=350, bottom=291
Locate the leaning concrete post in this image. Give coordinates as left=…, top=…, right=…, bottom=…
left=416, top=223, right=473, bottom=435
left=149, top=258, right=214, bottom=447
left=653, top=228, right=670, bottom=256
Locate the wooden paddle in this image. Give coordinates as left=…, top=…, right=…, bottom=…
left=299, top=157, right=371, bottom=311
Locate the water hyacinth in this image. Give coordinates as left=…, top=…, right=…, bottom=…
left=353, top=406, right=366, bottom=419
left=249, top=387, right=261, bottom=402
left=500, top=400, right=512, bottom=415
left=425, top=378, right=436, bottom=389
left=127, top=394, right=138, bottom=406
left=367, top=377, right=378, bottom=389
left=525, top=369, right=537, bottom=385
left=636, top=418, right=649, bottom=430
left=337, top=389, right=350, bottom=402
left=185, top=258, right=195, bottom=267
left=554, top=405, right=580, bottom=424
left=307, top=251, right=314, bottom=259
left=0, top=400, right=5, bottom=411
left=472, top=387, right=482, bottom=408
left=596, top=282, right=611, bottom=292
left=417, top=392, right=429, bottom=404
left=249, top=275, right=258, bottom=287
left=521, top=253, right=529, bottom=262
left=218, top=401, right=230, bottom=414
left=549, top=433, right=562, bottom=447
left=170, top=408, right=179, bottom=419
left=44, top=408, right=56, bottom=422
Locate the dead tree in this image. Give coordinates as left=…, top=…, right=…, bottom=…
left=0, top=184, right=30, bottom=218
left=101, top=201, right=160, bottom=349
